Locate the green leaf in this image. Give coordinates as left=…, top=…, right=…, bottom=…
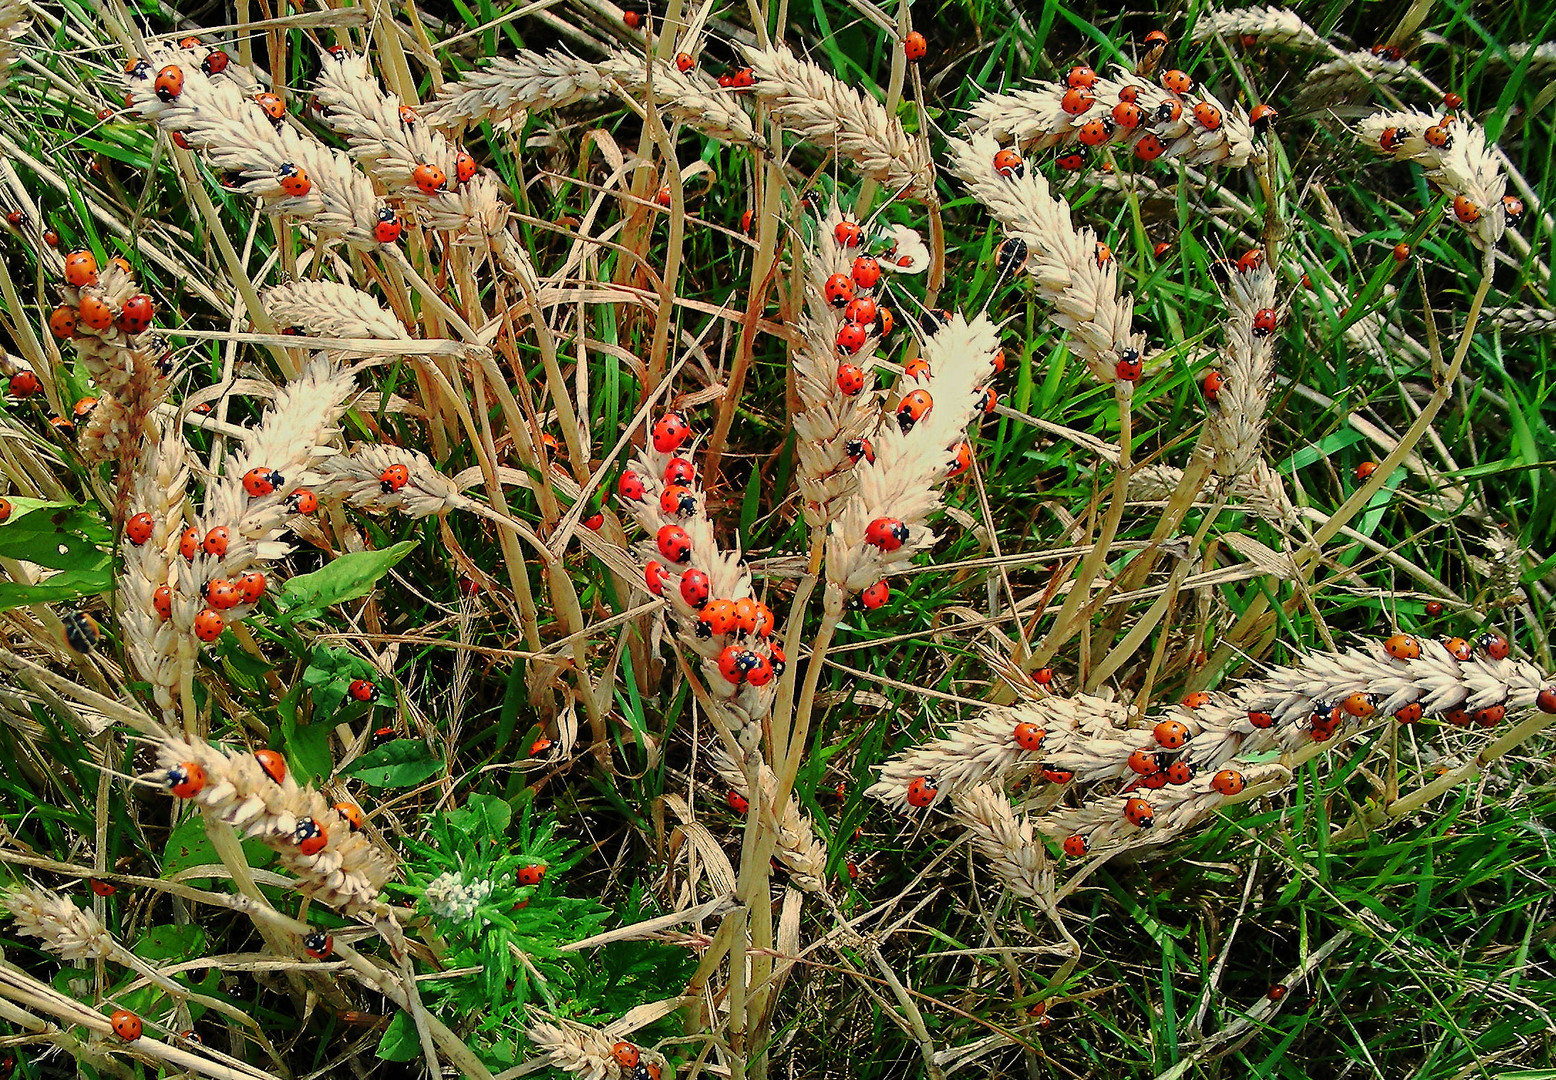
left=449, top=791, right=510, bottom=840
left=0, top=501, right=112, bottom=611
left=341, top=739, right=441, bottom=787
left=0, top=568, right=113, bottom=611
left=301, top=644, right=378, bottom=718
left=133, top=923, right=207, bottom=963
left=278, top=682, right=335, bottom=786
left=276, top=541, right=416, bottom=623
left=162, top=814, right=274, bottom=877
left=375, top=1010, right=421, bottom=1062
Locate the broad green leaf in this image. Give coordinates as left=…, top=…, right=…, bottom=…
left=162, top=814, right=274, bottom=877
left=341, top=739, right=441, bottom=787
left=278, top=682, right=335, bottom=785
left=134, top=923, right=207, bottom=963
left=0, top=501, right=112, bottom=611
left=375, top=1010, right=420, bottom=1062
left=301, top=644, right=378, bottom=718
left=277, top=541, right=416, bottom=623
left=0, top=568, right=113, bottom=611
left=449, top=791, right=510, bottom=840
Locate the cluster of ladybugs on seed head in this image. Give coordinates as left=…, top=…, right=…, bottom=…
left=1374, top=111, right=1526, bottom=230
left=609, top=1040, right=666, bottom=1080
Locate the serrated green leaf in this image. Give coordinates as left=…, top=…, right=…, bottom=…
left=277, top=541, right=416, bottom=623
left=375, top=1009, right=421, bottom=1061
left=341, top=739, right=441, bottom=787
left=449, top=791, right=510, bottom=840
left=301, top=645, right=377, bottom=718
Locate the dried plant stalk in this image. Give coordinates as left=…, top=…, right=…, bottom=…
left=743, top=44, right=934, bottom=197
left=1356, top=109, right=1508, bottom=248
left=1206, top=264, right=1278, bottom=479
left=712, top=748, right=827, bottom=892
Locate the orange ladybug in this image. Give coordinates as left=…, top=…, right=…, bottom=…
left=1379, top=127, right=1406, bottom=152
left=242, top=467, right=283, bottom=497
left=1111, top=101, right=1144, bottom=128
left=1164, top=760, right=1194, bottom=785
left=455, top=151, right=477, bottom=184
left=1191, top=102, right=1221, bottom=130
left=1059, top=87, right=1095, bottom=115
left=1503, top=195, right=1524, bottom=224
left=202, top=525, right=230, bottom=557
left=1077, top=118, right=1113, bottom=146
left=1180, top=692, right=1210, bottom=710
left=255, top=749, right=287, bottom=784
left=1127, top=749, right=1161, bottom=775
left=254, top=92, right=286, bottom=122
left=1249, top=103, right=1277, bottom=134
left=166, top=761, right=206, bottom=798
left=1134, top=133, right=1167, bottom=161
left=1123, top=797, right=1154, bottom=828
left=1479, top=632, right=1510, bottom=660
left=1160, top=69, right=1193, bottom=94
left=117, top=293, right=154, bottom=334
left=413, top=163, right=448, bottom=195
left=178, top=526, right=200, bottom=560
left=380, top=464, right=410, bottom=493
left=64, top=249, right=99, bottom=288
left=1392, top=242, right=1411, bottom=262
left=1211, top=769, right=1245, bottom=796
left=1061, top=834, right=1088, bottom=857
left=78, top=295, right=114, bottom=331
left=1452, top=196, right=1480, bottom=223
left=206, top=580, right=241, bottom=610
left=155, top=65, right=184, bottom=101
left=1442, top=636, right=1472, bottom=661
left=1474, top=704, right=1505, bottom=727
left=1203, top=369, right=1224, bottom=402
left=288, top=489, right=318, bottom=514
left=905, top=775, right=937, bottom=807
left=517, top=863, right=546, bottom=885
left=947, top=441, right=973, bottom=478
left=993, top=148, right=1024, bottom=179
left=612, top=1043, right=641, bottom=1069
left=110, top=1009, right=142, bottom=1040
left=294, top=817, right=327, bottom=856
left=237, top=571, right=266, bottom=604
left=1154, top=719, right=1191, bottom=748
left=1383, top=633, right=1421, bottom=660
left=193, top=607, right=225, bottom=642
left=1247, top=709, right=1275, bottom=729
left=1340, top=692, right=1376, bottom=718
left=48, top=306, right=78, bottom=339
left=1013, top=722, right=1046, bottom=751
left=277, top=162, right=311, bottom=198
left=153, top=585, right=173, bottom=621
left=896, top=389, right=933, bottom=432
left=374, top=207, right=403, bottom=244
left=1393, top=702, right=1423, bottom=724
left=1423, top=124, right=1453, bottom=150
left=834, top=219, right=863, bottom=247
left=903, top=31, right=927, bottom=62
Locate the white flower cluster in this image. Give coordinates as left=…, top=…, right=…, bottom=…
left=424, top=870, right=493, bottom=923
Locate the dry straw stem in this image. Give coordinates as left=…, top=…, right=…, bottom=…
left=1357, top=109, right=1508, bottom=248
left=949, top=133, right=1144, bottom=382
left=1206, top=264, right=1278, bottom=479
left=153, top=735, right=394, bottom=913
left=0, top=0, right=27, bottom=74
left=951, top=783, right=1053, bottom=901
left=825, top=313, right=1001, bottom=594
left=742, top=43, right=935, bottom=197
left=1190, top=6, right=1327, bottom=50
left=125, top=42, right=387, bottom=250
left=711, top=748, right=828, bottom=893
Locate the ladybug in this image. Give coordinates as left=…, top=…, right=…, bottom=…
left=831, top=320, right=867, bottom=357
left=1056, top=147, right=1088, bottom=171
left=0, top=497, right=9, bottom=523
left=1127, top=749, right=1161, bottom=775
left=1062, top=834, right=1089, bottom=857
left=332, top=801, right=365, bottom=832
left=304, top=931, right=334, bottom=959
left=947, top=441, right=974, bottom=478
left=864, top=517, right=910, bottom=551
left=1141, top=770, right=1170, bottom=790
left=1164, top=760, right=1195, bottom=785
left=992, top=148, right=1024, bottom=179
left=1236, top=248, right=1264, bottom=274
left=896, top=389, right=932, bottom=432
left=1115, top=351, right=1143, bottom=382
left=154, top=64, right=184, bottom=101
left=1112, top=101, right=1144, bottom=129
left=1012, top=722, right=1046, bottom=752
left=1442, top=706, right=1471, bottom=727
left=61, top=611, right=99, bottom=653
left=659, top=484, right=697, bottom=517
left=1144, top=29, right=1170, bottom=45
left=644, top=561, right=670, bottom=597
left=398, top=105, right=419, bottom=126
left=1211, top=769, right=1245, bottom=796
left=612, top=1043, right=641, bottom=1070
left=42, top=229, right=59, bottom=248
left=1077, top=118, right=1113, bottom=146
left=242, top=467, right=284, bottom=497
left=976, top=387, right=998, bottom=415
left=1384, top=633, right=1421, bottom=660
left=901, top=357, right=930, bottom=382
left=845, top=296, right=878, bottom=327
left=202, top=526, right=230, bottom=557
left=1154, top=719, right=1191, bottom=748
left=1247, top=709, right=1275, bottom=729
left=1370, top=43, right=1403, bottom=61
left=349, top=679, right=379, bottom=703
left=1094, top=242, right=1113, bottom=267
left=623, top=9, right=641, bottom=27
left=846, top=438, right=876, bottom=465
left=739, top=208, right=755, bottom=236
left=1479, top=632, right=1510, bottom=660
left=1041, top=765, right=1075, bottom=784
left=654, top=185, right=673, bottom=207
left=371, top=725, right=397, bottom=745
left=1393, top=702, right=1423, bottom=723
left=769, top=643, right=787, bottom=676
left=903, top=31, right=927, bottom=62
left=277, top=162, right=311, bottom=198
left=1503, top=195, right=1524, bottom=224
left=857, top=580, right=890, bottom=610
left=48, top=306, right=78, bottom=339
left=851, top=256, right=882, bottom=289
left=716, top=645, right=755, bottom=684
left=1134, top=133, right=1167, bottom=161
left=1474, top=704, right=1506, bottom=727
left=288, top=488, right=319, bottom=514
left=731, top=67, right=755, bottom=89
left=656, top=524, right=692, bottom=562
left=829, top=360, right=866, bottom=396
left=237, top=571, right=266, bottom=604
left=203, top=579, right=238, bottom=611
left=697, top=599, right=737, bottom=637
left=413, top=164, right=448, bottom=195
left=514, top=863, right=546, bottom=886
left=110, top=1009, right=142, bottom=1041
left=990, top=349, right=1006, bottom=374
left=374, top=207, right=403, bottom=244
left=1066, top=64, right=1098, bottom=89
left=1118, top=83, right=1142, bottom=103
left=679, top=569, right=711, bottom=607
left=726, top=789, right=751, bottom=814
left=1340, top=692, right=1376, bottom=718
left=294, top=817, right=327, bottom=856
left=617, top=470, right=647, bottom=503
left=672, top=52, right=694, bottom=73
left=109, top=255, right=132, bottom=274
left=153, top=585, right=173, bottom=621
left=905, top=775, right=938, bottom=807
left=1160, top=69, right=1193, bottom=94
left=64, top=249, right=99, bottom=288
left=380, top=463, right=410, bottom=493
left=1452, top=196, right=1480, bottom=224
left=1203, top=370, right=1224, bottom=403
left=1389, top=240, right=1413, bottom=264
left=1442, top=636, right=1473, bottom=661
left=117, top=293, right=155, bottom=334
left=1249, top=103, right=1277, bottom=135
left=1422, top=599, right=1445, bottom=618
left=1032, top=668, right=1054, bottom=687
left=527, top=735, right=553, bottom=757
left=1251, top=308, right=1278, bottom=337
left=166, top=761, right=207, bottom=799
left=254, top=749, right=287, bottom=784
left=834, top=219, right=863, bottom=247
left=124, top=57, right=150, bottom=79
left=1180, top=692, right=1210, bottom=710
left=1123, top=797, right=1155, bottom=828
left=254, top=92, right=286, bottom=122
left=454, top=151, right=478, bottom=185
left=1423, top=124, right=1452, bottom=150
left=824, top=273, right=855, bottom=307
left=1442, top=91, right=1465, bottom=109
left=78, top=295, right=114, bottom=331
left=201, top=49, right=230, bottom=75
left=745, top=652, right=775, bottom=687
left=8, top=370, right=41, bottom=397
left=1059, top=87, right=1094, bottom=115
left=660, top=457, right=695, bottom=486
left=1192, top=102, right=1222, bottom=130
left=193, top=607, right=225, bottom=642
left=1537, top=688, right=1556, bottom=714
left=1379, top=127, right=1406, bottom=152
left=652, top=411, right=691, bottom=452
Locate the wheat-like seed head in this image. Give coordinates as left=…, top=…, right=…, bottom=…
left=1207, top=264, right=1278, bottom=479
left=317, top=443, right=464, bottom=519
left=742, top=44, right=934, bottom=197
left=422, top=52, right=610, bottom=131
left=525, top=1012, right=669, bottom=1079
left=1490, top=304, right=1556, bottom=335
left=1356, top=109, right=1508, bottom=247
left=1190, top=6, right=1327, bottom=50
left=261, top=280, right=411, bottom=342
left=952, top=784, right=1054, bottom=900
left=0, top=0, right=27, bottom=75
left=711, top=748, right=828, bottom=892
left=1296, top=49, right=1414, bottom=105
left=119, top=424, right=191, bottom=718
left=601, top=52, right=762, bottom=149
left=4, top=886, right=116, bottom=962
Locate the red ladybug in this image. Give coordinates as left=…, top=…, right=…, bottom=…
left=304, top=931, right=334, bottom=959
left=349, top=679, right=379, bottom=703
left=1424, top=124, right=1453, bottom=150
left=698, top=599, right=736, bottom=637
left=1452, top=196, right=1480, bottom=224
left=851, top=256, right=882, bottom=289
left=8, top=370, right=41, bottom=397
left=834, top=219, right=863, bottom=247
left=846, top=438, right=876, bottom=465
left=1249, top=103, right=1277, bottom=135
left=412, top=163, right=448, bottom=195
left=903, top=31, right=927, bottom=62
left=1056, top=147, right=1088, bottom=171
left=1127, top=748, right=1161, bottom=775
left=201, top=526, right=230, bottom=557
left=726, top=789, right=749, bottom=814
left=1425, top=600, right=1444, bottom=616
left=1012, top=722, right=1046, bottom=751
left=845, top=296, right=878, bottom=327
left=48, top=306, right=78, bottom=339
left=517, top=863, right=546, bottom=885
left=166, top=761, right=206, bottom=798
left=1442, top=706, right=1471, bottom=727
left=117, top=293, right=154, bottom=334
left=1123, top=797, right=1155, bottom=828
left=612, top=1043, right=641, bottom=1069
left=1164, top=760, right=1195, bottom=785
left=255, top=749, right=287, bottom=784
left=1066, top=64, right=1098, bottom=89
left=1160, top=69, right=1193, bottom=94
left=206, top=580, right=241, bottom=610
left=242, top=467, right=284, bottom=497
left=1154, top=719, right=1191, bottom=748
left=110, top=1009, right=142, bottom=1041
left=1042, top=765, right=1075, bottom=784
left=64, top=249, right=99, bottom=288
left=288, top=488, right=319, bottom=513
left=905, top=775, right=938, bottom=807
left=254, top=92, right=286, bottom=123
left=1062, top=834, right=1089, bottom=857
left=1059, top=87, right=1094, bottom=115
left=1192, top=102, right=1222, bottom=130
left=617, top=470, right=647, bottom=502
left=1393, top=702, right=1423, bottom=724
left=656, top=524, right=692, bottom=562
left=897, top=389, right=932, bottom=431
left=90, top=877, right=116, bottom=897
left=1144, top=29, right=1170, bottom=45
left=193, top=607, right=225, bottom=642
left=836, top=362, right=866, bottom=395
left=1379, top=127, right=1405, bottom=152
left=335, top=801, right=365, bottom=831
left=836, top=321, right=868, bottom=356
left=1134, top=132, right=1168, bottom=163
left=1211, top=769, right=1245, bottom=796
left=78, top=295, right=114, bottom=331
left=652, top=411, right=691, bottom=452
left=947, top=441, right=973, bottom=478
left=1180, top=692, right=1210, bottom=710
left=1474, top=704, right=1505, bottom=727
left=1384, top=633, right=1421, bottom=660
left=857, top=581, right=890, bottom=610
left=294, top=817, right=327, bottom=856
left=993, top=148, right=1024, bottom=179
left=125, top=512, right=154, bottom=545
left=679, top=569, right=711, bottom=607
left=716, top=645, right=755, bottom=684
left=823, top=272, right=855, bottom=307
left=1536, top=688, right=1556, bottom=714
left=1443, top=636, right=1473, bottom=661
left=660, top=484, right=697, bottom=517
left=864, top=517, right=910, bottom=551
left=455, top=151, right=478, bottom=184
left=528, top=736, right=552, bottom=757
left=1115, top=351, right=1143, bottom=382
left=237, top=571, right=266, bottom=604
left=644, top=561, right=670, bottom=596
left=1503, top=195, right=1525, bottom=224
left=1112, top=101, right=1144, bottom=129
left=153, top=585, right=173, bottom=621
left=1479, top=633, right=1510, bottom=660
left=380, top=464, right=410, bottom=493
left=201, top=49, right=230, bottom=75
left=155, top=65, right=184, bottom=101
left=1077, top=118, right=1113, bottom=146
left=374, top=207, right=403, bottom=244
left=1251, top=308, right=1278, bottom=337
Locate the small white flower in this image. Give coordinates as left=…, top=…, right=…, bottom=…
left=424, top=871, right=493, bottom=923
